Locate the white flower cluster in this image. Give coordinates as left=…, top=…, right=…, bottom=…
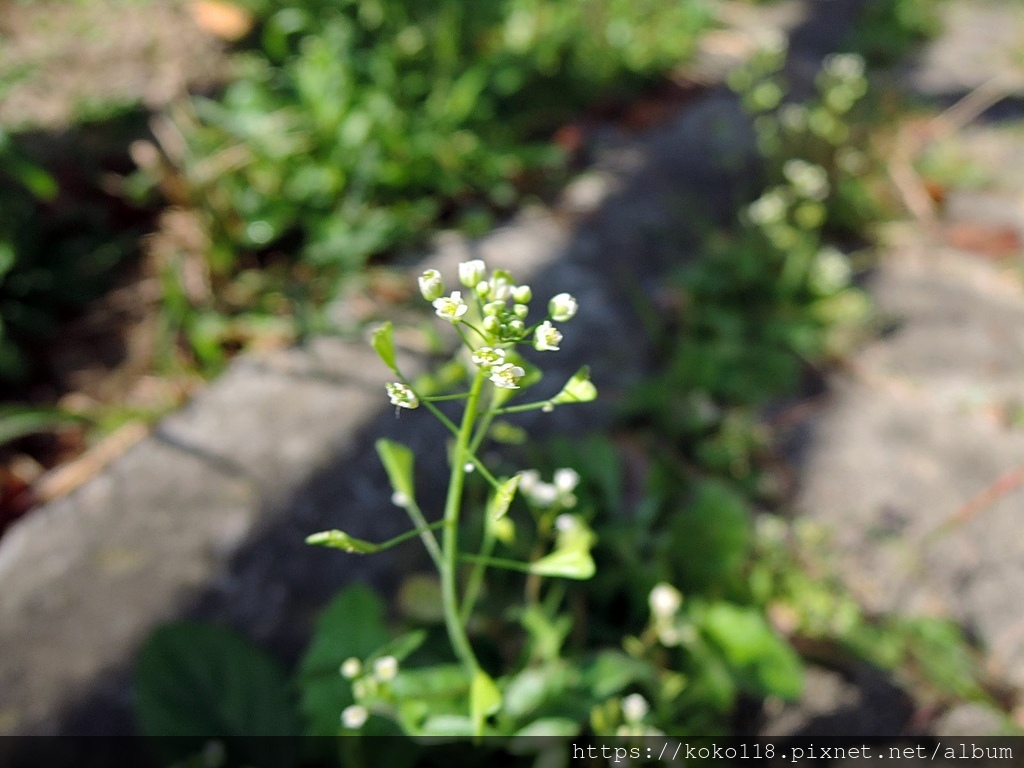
left=519, top=468, right=580, bottom=509
left=339, top=654, right=401, bottom=731
left=412, top=259, right=579, bottom=394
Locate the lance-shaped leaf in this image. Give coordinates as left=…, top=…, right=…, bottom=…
left=489, top=474, right=521, bottom=522
left=470, top=668, right=502, bottom=736
left=371, top=322, right=398, bottom=373
left=376, top=439, right=415, bottom=501
left=551, top=366, right=597, bottom=405
left=306, top=529, right=379, bottom=553
left=528, top=548, right=596, bottom=580
left=367, top=629, right=427, bottom=665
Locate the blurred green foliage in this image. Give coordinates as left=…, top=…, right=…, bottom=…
left=135, top=0, right=711, bottom=365
left=0, top=129, right=131, bottom=384
left=846, top=0, right=944, bottom=65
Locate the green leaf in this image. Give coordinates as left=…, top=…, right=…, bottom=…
left=391, top=664, right=470, bottom=701
left=669, top=480, right=751, bottom=593
left=489, top=474, right=521, bottom=521
left=0, top=406, right=89, bottom=446
left=699, top=602, right=804, bottom=701
left=305, top=529, right=380, bottom=553
left=371, top=321, right=398, bottom=372
left=551, top=366, right=597, bottom=404
left=513, top=718, right=580, bottom=737
left=135, top=623, right=298, bottom=766
left=297, top=585, right=390, bottom=737
left=368, top=630, right=427, bottom=665
left=470, top=668, right=502, bottom=736
left=376, top=438, right=415, bottom=500
left=582, top=651, right=656, bottom=700
left=529, top=549, right=595, bottom=580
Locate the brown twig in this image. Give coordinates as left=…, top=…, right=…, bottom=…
left=927, top=459, right=1024, bottom=541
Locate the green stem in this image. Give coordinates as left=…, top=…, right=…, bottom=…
left=424, top=392, right=472, bottom=402
left=460, top=554, right=533, bottom=573
left=493, top=400, right=553, bottom=415
left=459, top=395, right=501, bottom=623
left=378, top=520, right=445, bottom=553
left=401, top=501, right=444, bottom=569
left=440, top=366, right=487, bottom=676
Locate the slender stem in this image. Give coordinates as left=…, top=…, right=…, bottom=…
left=440, top=366, right=487, bottom=676
left=460, top=554, right=533, bottom=573
left=377, top=520, right=445, bottom=554
left=424, top=392, right=472, bottom=402
left=400, top=500, right=444, bottom=569
left=458, top=393, right=501, bottom=622
left=493, top=400, right=553, bottom=415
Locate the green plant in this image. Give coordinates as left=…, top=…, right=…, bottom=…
left=0, top=121, right=135, bottom=382
left=135, top=0, right=711, bottom=368
left=845, top=0, right=944, bottom=65
left=305, top=260, right=604, bottom=737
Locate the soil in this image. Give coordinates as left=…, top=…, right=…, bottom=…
left=0, top=0, right=234, bottom=533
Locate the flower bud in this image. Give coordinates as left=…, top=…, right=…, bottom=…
left=417, top=269, right=444, bottom=301
left=458, top=259, right=486, bottom=287
left=373, top=655, right=398, bottom=682
left=512, top=284, right=532, bottom=304
left=341, top=705, right=369, bottom=730
left=513, top=303, right=529, bottom=319
left=341, top=657, right=362, bottom=679
left=548, top=293, right=578, bottom=322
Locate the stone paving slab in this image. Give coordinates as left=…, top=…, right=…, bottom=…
left=792, top=240, right=1024, bottom=693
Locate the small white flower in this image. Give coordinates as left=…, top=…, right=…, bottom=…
left=535, top=484, right=560, bottom=507
left=391, top=491, right=410, bottom=507
left=548, top=293, right=578, bottom=322
left=341, top=704, right=369, bottom=729
left=534, top=321, right=563, bottom=352
left=621, top=693, right=650, bottom=724
left=779, top=103, right=808, bottom=132
left=555, top=513, right=577, bottom=532
left=418, top=269, right=444, bottom=301
left=341, top=657, right=362, bottom=679
left=825, top=52, right=865, bottom=81
left=553, top=468, right=580, bottom=494
left=783, top=159, right=829, bottom=201
left=489, top=273, right=513, bottom=301
left=458, top=259, right=486, bottom=287
left=518, top=469, right=540, bottom=494
left=471, top=346, right=505, bottom=370
left=386, top=382, right=419, bottom=409
left=433, top=291, right=469, bottom=323
left=648, top=582, right=683, bottom=620
left=489, top=362, right=525, bottom=389
left=373, top=655, right=399, bottom=682
left=810, top=246, right=852, bottom=294
left=747, top=190, right=787, bottom=226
